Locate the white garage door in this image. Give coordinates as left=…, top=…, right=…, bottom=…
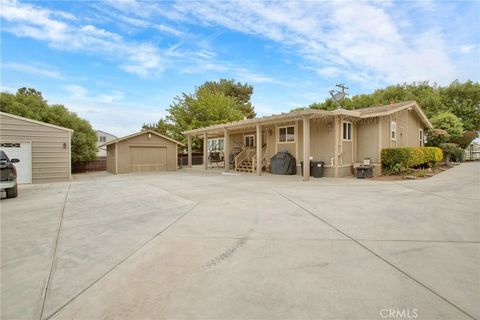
left=0, top=142, right=32, bottom=184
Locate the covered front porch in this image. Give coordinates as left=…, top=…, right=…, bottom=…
left=183, top=109, right=362, bottom=180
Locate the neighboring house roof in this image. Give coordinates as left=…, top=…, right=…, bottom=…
left=0, top=111, right=74, bottom=132
left=101, top=130, right=185, bottom=147
left=183, top=100, right=432, bottom=135
left=95, top=130, right=117, bottom=138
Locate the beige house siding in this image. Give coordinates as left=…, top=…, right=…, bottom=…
left=382, top=117, right=391, bottom=149
left=405, top=110, right=423, bottom=146
left=0, top=112, right=71, bottom=183
left=106, top=143, right=116, bottom=174
left=106, top=132, right=178, bottom=173
left=265, top=124, right=276, bottom=160
left=310, top=120, right=335, bottom=164
left=356, top=120, right=380, bottom=163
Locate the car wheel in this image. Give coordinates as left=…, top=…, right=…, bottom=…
left=6, top=185, right=18, bottom=198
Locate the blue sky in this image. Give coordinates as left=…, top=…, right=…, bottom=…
left=1, top=0, right=479, bottom=136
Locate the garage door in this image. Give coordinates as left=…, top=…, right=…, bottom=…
left=0, top=142, right=32, bottom=184
left=129, top=146, right=167, bottom=172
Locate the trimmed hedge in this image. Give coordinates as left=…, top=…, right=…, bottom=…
left=381, top=147, right=443, bottom=170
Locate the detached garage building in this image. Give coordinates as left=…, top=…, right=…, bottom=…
left=103, top=130, right=184, bottom=174
left=0, top=112, right=72, bottom=184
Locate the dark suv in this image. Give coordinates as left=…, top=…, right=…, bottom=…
left=0, top=150, right=19, bottom=198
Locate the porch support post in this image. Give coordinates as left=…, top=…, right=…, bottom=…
left=224, top=128, right=229, bottom=172
left=333, top=116, right=343, bottom=178
left=187, top=135, right=192, bottom=168
left=114, top=142, right=118, bottom=174
left=203, top=132, right=208, bottom=170
left=256, top=123, right=262, bottom=176
left=302, top=116, right=310, bottom=181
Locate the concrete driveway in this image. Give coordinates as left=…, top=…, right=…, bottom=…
left=1, top=163, right=479, bottom=320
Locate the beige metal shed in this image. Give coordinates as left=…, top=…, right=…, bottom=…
left=0, top=112, right=72, bottom=183
left=103, top=130, right=184, bottom=174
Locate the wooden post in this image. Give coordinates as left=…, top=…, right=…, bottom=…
left=224, top=128, right=229, bottom=172
left=334, top=116, right=339, bottom=177
left=114, top=142, right=118, bottom=174
left=303, top=116, right=310, bottom=181
left=378, top=117, right=383, bottom=163
left=187, top=135, right=192, bottom=168
left=203, top=132, right=208, bottom=170
left=256, top=123, right=262, bottom=176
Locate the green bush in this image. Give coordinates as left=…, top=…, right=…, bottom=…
left=381, top=147, right=443, bottom=173
left=439, top=143, right=464, bottom=163
left=423, top=147, right=443, bottom=165
left=425, top=128, right=450, bottom=147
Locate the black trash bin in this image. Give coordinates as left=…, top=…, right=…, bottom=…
left=300, top=161, right=313, bottom=176
left=311, top=161, right=325, bottom=178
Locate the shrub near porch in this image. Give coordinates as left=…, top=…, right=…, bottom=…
left=381, top=147, right=443, bottom=173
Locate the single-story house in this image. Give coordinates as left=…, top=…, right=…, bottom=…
left=96, top=130, right=117, bottom=157
left=0, top=111, right=72, bottom=183
left=103, top=130, right=185, bottom=174
left=182, top=101, right=432, bottom=180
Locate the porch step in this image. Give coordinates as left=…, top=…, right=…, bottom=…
left=235, top=159, right=255, bottom=172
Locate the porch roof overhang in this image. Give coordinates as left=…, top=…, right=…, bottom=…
left=182, top=100, right=432, bottom=136
left=182, top=108, right=358, bottom=136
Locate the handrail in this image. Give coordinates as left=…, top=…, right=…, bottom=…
left=235, top=146, right=267, bottom=173
left=234, top=148, right=247, bottom=172
left=252, top=154, right=257, bottom=173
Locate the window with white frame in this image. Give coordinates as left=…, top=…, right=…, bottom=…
left=244, top=135, right=255, bottom=148
left=208, top=138, right=224, bottom=151
left=98, top=136, right=106, bottom=142
left=391, top=121, right=397, bottom=141
left=419, top=129, right=424, bottom=146
left=278, top=126, right=295, bottom=143
left=342, top=122, right=352, bottom=141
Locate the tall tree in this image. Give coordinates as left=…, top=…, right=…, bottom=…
left=199, top=79, right=256, bottom=118
left=307, top=81, right=479, bottom=131
left=430, top=112, right=464, bottom=136
left=0, top=88, right=97, bottom=162
left=145, top=80, right=255, bottom=150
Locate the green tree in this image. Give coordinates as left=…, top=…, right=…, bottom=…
left=147, top=80, right=255, bottom=150
left=439, top=80, right=480, bottom=131
left=450, top=131, right=478, bottom=149
left=307, top=81, right=479, bottom=131
left=430, top=112, right=464, bottom=136
left=142, top=119, right=170, bottom=136
left=199, top=79, right=256, bottom=118
left=0, top=88, right=97, bottom=162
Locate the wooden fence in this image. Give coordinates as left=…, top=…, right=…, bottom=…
left=72, top=157, right=107, bottom=173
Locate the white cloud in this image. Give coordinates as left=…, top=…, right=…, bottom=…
left=63, top=85, right=88, bottom=98
left=2, top=62, right=63, bottom=79
left=459, top=44, right=475, bottom=54
left=63, top=85, right=125, bottom=104
left=97, top=90, right=125, bottom=103
left=1, top=0, right=164, bottom=77
left=317, top=67, right=342, bottom=78
left=173, top=0, right=464, bottom=86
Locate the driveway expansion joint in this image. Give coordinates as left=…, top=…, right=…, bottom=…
left=44, top=201, right=199, bottom=320
left=273, top=189, right=477, bottom=320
